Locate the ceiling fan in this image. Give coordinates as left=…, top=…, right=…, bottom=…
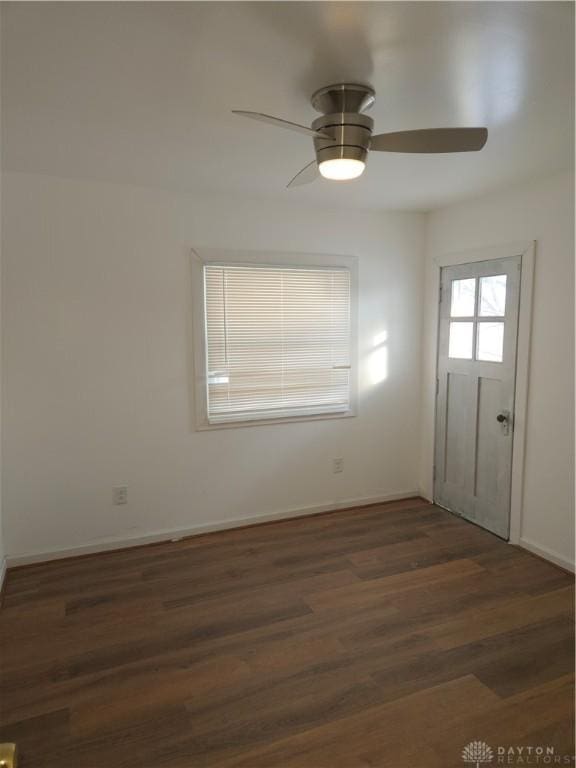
left=233, top=83, right=488, bottom=188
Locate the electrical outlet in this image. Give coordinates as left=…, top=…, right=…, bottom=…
left=113, top=486, right=128, bottom=505
left=332, top=457, right=344, bottom=474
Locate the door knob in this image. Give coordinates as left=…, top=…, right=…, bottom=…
left=496, top=410, right=511, bottom=435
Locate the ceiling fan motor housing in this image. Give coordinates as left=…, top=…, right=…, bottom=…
left=310, top=84, right=375, bottom=167
left=312, top=112, right=373, bottom=166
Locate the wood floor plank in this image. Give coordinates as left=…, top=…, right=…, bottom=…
left=305, top=557, right=485, bottom=611
left=210, top=675, right=501, bottom=768
left=426, top=585, right=574, bottom=649
left=370, top=615, right=574, bottom=703
left=0, top=499, right=573, bottom=768
left=52, top=594, right=314, bottom=681
left=70, top=654, right=252, bottom=738
left=428, top=674, right=575, bottom=766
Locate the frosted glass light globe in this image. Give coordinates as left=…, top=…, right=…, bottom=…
left=318, top=158, right=365, bottom=181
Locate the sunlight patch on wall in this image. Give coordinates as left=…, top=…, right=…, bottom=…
left=368, top=330, right=389, bottom=385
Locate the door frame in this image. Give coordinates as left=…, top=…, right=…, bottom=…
left=432, top=241, right=535, bottom=545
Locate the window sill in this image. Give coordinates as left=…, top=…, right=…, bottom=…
left=196, top=409, right=356, bottom=431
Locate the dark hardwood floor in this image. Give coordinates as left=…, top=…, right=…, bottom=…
left=0, top=498, right=574, bottom=767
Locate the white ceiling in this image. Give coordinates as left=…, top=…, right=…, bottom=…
left=1, top=2, right=573, bottom=211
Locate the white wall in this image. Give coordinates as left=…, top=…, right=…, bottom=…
left=0, top=176, right=4, bottom=586
left=0, top=318, right=3, bottom=584
left=420, top=171, right=575, bottom=570
left=1, top=172, right=425, bottom=561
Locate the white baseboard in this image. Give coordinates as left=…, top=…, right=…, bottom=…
left=6, top=489, right=422, bottom=568
left=519, top=537, right=575, bottom=573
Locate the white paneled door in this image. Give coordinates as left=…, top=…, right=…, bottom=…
left=434, top=256, right=521, bottom=539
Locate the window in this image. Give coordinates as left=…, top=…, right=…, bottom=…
left=448, top=321, right=474, bottom=359
left=450, top=278, right=475, bottom=317
left=448, top=274, right=507, bottom=363
left=199, top=259, right=354, bottom=426
left=476, top=321, right=504, bottom=362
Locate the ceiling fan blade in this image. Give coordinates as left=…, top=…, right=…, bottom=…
left=232, top=111, right=333, bottom=140
left=286, top=160, right=319, bottom=188
left=371, top=127, right=488, bottom=153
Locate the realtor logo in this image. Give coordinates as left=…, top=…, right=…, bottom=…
left=462, top=741, right=494, bottom=767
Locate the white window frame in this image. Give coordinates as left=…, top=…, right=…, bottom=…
left=191, top=248, right=359, bottom=430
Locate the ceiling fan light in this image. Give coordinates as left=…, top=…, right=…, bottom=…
left=318, top=158, right=365, bottom=181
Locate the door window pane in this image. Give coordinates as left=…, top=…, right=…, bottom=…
left=479, top=274, right=507, bottom=316
left=477, top=322, right=504, bottom=362
left=449, top=322, right=474, bottom=359
left=450, top=278, right=476, bottom=317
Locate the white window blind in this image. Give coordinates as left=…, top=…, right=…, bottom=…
left=204, top=263, right=352, bottom=424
